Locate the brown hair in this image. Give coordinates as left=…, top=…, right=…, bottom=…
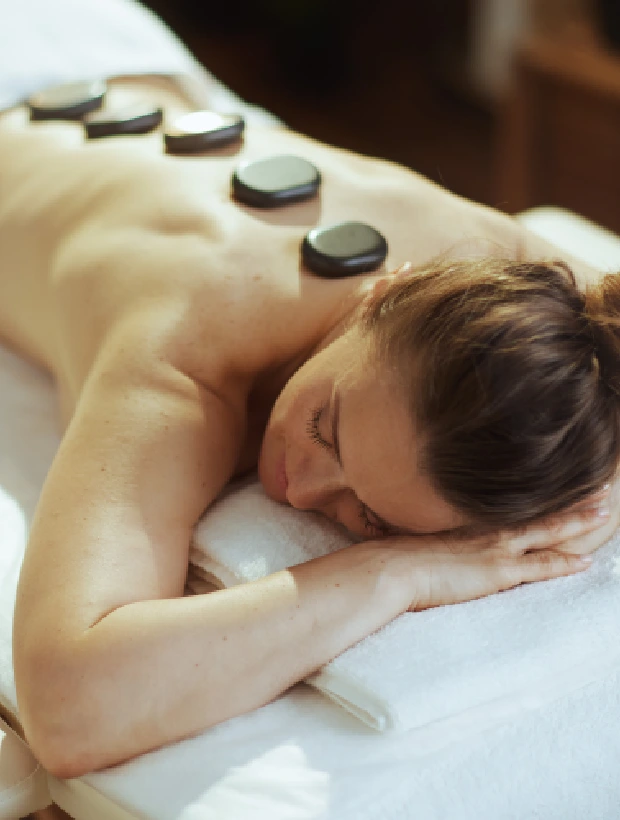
left=362, top=257, right=620, bottom=530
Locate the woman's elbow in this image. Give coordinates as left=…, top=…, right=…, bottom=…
left=26, top=729, right=99, bottom=781
left=15, top=642, right=108, bottom=779
left=20, top=691, right=111, bottom=779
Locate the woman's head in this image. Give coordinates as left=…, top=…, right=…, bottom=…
left=361, top=256, right=620, bottom=532
left=258, top=317, right=466, bottom=539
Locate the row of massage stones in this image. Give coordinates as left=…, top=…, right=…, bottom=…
left=26, top=80, right=388, bottom=279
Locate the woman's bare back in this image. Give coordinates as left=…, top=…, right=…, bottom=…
left=0, top=78, right=535, bottom=440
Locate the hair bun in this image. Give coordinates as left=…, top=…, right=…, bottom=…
left=585, top=273, right=620, bottom=398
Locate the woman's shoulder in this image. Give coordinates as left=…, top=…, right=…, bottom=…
left=173, top=260, right=361, bottom=392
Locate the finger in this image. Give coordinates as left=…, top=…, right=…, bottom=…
left=500, top=550, right=592, bottom=590
left=499, top=506, right=611, bottom=555
left=537, top=511, right=618, bottom=557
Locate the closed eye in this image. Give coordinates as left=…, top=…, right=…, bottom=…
left=307, top=404, right=332, bottom=451
left=307, top=398, right=402, bottom=538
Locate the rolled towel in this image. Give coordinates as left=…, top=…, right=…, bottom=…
left=189, top=478, right=620, bottom=732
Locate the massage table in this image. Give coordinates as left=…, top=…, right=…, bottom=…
left=1, top=2, right=620, bottom=817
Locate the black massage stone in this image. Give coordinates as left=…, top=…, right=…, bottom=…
left=84, top=104, right=163, bottom=139
left=302, top=221, right=388, bottom=278
left=28, top=80, right=107, bottom=121
left=232, top=155, right=321, bottom=208
left=164, top=112, right=245, bottom=154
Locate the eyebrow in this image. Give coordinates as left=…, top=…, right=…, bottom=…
left=331, top=387, right=404, bottom=535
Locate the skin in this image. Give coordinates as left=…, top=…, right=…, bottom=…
left=1, top=77, right=617, bottom=779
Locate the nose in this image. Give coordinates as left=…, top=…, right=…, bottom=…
left=286, top=452, right=346, bottom=515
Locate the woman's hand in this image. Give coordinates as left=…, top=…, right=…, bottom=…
left=399, top=539, right=593, bottom=612
left=387, top=482, right=619, bottom=612
left=523, top=478, right=620, bottom=559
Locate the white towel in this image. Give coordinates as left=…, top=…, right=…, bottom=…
left=188, top=477, right=355, bottom=591
left=189, top=478, right=620, bottom=732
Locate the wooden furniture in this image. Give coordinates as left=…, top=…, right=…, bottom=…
left=497, top=27, right=620, bottom=233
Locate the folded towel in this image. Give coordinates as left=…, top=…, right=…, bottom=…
left=189, top=478, right=620, bottom=732
left=188, top=476, right=355, bottom=590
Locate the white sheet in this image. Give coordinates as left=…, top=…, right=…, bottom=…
left=1, top=208, right=620, bottom=819
left=70, top=669, right=620, bottom=820
left=0, top=0, right=199, bottom=110
left=0, top=0, right=281, bottom=128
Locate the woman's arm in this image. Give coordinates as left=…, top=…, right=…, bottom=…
left=13, top=339, right=416, bottom=779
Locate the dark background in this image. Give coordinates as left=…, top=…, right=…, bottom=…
left=143, top=1, right=620, bottom=232
left=143, top=1, right=496, bottom=207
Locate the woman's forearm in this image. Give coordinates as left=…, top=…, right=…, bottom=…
left=23, top=542, right=412, bottom=778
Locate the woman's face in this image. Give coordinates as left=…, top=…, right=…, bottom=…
left=258, top=325, right=465, bottom=540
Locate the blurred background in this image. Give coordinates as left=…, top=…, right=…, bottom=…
left=144, top=0, right=620, bottom=231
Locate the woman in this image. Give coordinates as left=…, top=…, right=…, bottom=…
left=3, top=7, right=619, bottom=783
